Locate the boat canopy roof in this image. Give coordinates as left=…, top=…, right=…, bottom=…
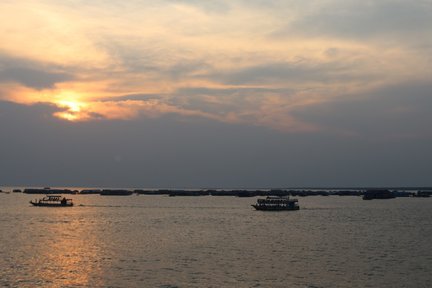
left=44, top=195, right=63, bottom=199
left=41, top=195, right=71, bottom=201
left=257, top=197, right=298, bottom=204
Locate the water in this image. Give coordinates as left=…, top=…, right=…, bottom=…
left=0, top=193, right=431, bottom=287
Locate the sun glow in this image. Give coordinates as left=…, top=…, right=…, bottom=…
left=58, top=100, right=82, bottom=113
left=54, top=99, right=87, bottom=121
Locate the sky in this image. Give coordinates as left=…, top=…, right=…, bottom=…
left=1, top=0, right=431, bottom=188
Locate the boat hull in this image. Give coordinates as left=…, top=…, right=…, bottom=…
left=30, top=201, right=73, bottom=207
left=252, top=205, right=299, bottom=211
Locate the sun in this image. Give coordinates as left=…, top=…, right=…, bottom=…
left=54, top=99, right=87, bottom=121
left=59, top=100, right=81, bottom=111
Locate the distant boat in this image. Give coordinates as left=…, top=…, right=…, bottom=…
left=413, top=191, right=431, bottom=198
left=252, top=196, right=300, bottom=211
left=24, top=188, right=75, bottom=194
left=362, top=189, right=395, bottom=200
left=30, top=195, right=74, bottom=207
left=80, top=189, right=102, bottom=194
left=237, top=190, right=256, bottom=197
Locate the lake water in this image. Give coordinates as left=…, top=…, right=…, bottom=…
left=0, top=193, right=431, bottom=287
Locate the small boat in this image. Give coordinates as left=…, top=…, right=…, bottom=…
left=30, top=195, right=74, bottom=207
left=252, top=196, right=299, bottom=211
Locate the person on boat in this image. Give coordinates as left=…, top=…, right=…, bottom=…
left=61, top=197, right=67, bottom=205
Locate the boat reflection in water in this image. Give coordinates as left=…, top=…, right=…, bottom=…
left=252, top=196, right=300, bottom=211
left=30, top=195, right=74, bottom=207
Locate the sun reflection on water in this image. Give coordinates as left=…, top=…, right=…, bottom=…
left=27, top=207, right=105, bottom=287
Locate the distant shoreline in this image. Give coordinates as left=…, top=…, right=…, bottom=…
left=1, top=187, right=431, bottom=198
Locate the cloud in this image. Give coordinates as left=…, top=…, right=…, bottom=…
left=278, top=1, right=432, bottom=39
left=0, top=54, right=73, bottom=88
left=0, top=0, right=431, bottom=134
left=0, top=67, right=72, bottom=89
left=206, top=60, right=378, bottom=86
left=53, top=98, right=224, bottom=122
left=292, top=81, right=432, bottom=139
left=165, top=0, right=230, bottom=13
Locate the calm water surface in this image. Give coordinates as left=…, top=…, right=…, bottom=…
left=0, top=193, right=431, bottom=287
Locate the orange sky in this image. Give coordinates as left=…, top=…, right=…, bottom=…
left=1, top=0, right=431, bottom=132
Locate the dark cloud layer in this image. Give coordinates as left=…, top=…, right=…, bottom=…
left=0, top=54, right=72, bottom=89
left=1, top=97, right=431, bottom=188
left=0, top=67, right=72, bottom=89
left=293, top=81, right=432, bottom=139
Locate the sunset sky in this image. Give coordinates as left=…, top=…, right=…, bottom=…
left=1, top=0, right=431, bottom=188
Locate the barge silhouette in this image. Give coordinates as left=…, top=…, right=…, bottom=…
left=252, top=196, right=299, bottom=211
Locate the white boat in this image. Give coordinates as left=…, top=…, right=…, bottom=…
left=30, top=195, right=74, bottom=207
left=252, top=196, right=299, bottom=211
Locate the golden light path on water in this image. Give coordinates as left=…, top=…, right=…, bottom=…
left=29, top=207, right=104, bottom=287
